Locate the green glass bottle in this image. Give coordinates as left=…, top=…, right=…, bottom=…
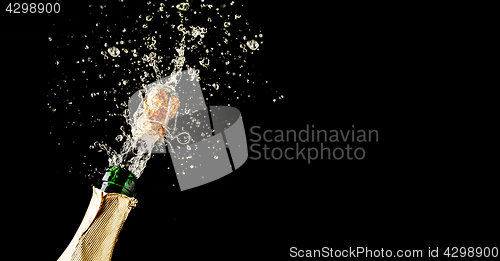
left=99, top=165, right=137, bottom=197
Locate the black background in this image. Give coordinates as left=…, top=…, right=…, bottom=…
left=3, top=1, right=497, bottom=259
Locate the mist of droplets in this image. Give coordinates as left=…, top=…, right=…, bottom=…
left=47, top=1, right=280, bottom=181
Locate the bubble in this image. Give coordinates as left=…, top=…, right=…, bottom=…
left=108, top=46, right=120, bottom=57
left=146, top=15, right=153, bottom=22
left=176, top=2, right=189, bottom=11
left=224, top=22, right=231, bottom=27
left=246, top=39, right=259, bottom=50
left=199, top=57, right=210, bottom=68
left=177, top=133, right=191, bottom=144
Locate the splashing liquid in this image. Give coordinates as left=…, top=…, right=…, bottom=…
left=48, top=1, right=273, bottom=181
left=95, top=7, right=213, bottom=178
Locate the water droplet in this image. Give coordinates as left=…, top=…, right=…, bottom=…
left=246, top=39, right=259, bottom=50
left=224, top=22, right=231, bottom=27
left=177, top=24, right=185, bottom=33
left=199, top=57, right=210, bottom=68
left=146, top=15, right=153, bottom=22
left=176, top=2, right=189, bottom=11
left=108, top=46, right=120, bottom=57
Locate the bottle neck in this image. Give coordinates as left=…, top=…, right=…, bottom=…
left=100, top=166, right=137, bottom=197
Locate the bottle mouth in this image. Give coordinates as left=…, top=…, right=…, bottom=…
left=154, top=83, right=178, bottom=97
left=99, top=166, right=137, bottom=197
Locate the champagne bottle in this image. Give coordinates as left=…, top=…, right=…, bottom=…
left=58, top=166, right=138, bottom=261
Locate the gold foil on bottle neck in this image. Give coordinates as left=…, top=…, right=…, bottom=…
left=58, top=187, right=137, bottom=261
